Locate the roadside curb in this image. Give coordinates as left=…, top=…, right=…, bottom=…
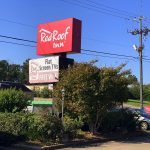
left=41, top=131, right=150, bottom=150
left=13, top=143, right=41, bottom=150
left=12, top=131, right=149, bottom=150
left=41, top=138, right=110, bottom=150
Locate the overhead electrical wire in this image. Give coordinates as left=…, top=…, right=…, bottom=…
left=59, top=0, right=134, bottom=20
left=0, top=1, right=147, bottom=50
left=0, top=33, right=132, bottom=50
left=0, top=40, right=36, bottom=48
left=0, top=0, right=142, bottom=27
left=0, top=1, right=149, bottom=63
left=0, top=38, right=137, bottom=61
left=1, top=37, right=150, bottom=62
left=0, top=34, right=36, bottom=43
left=81, top=52, right=138, bottom=62
left=75, top=0, right=136, bottom=18
left=83, top=37, right=130, bottom=47
left=0, top=33, right=132, bottom=49
left=0, top=18, right=36, bottom=28
left=81, top=49, right=138, bottom=59
left=1, top=34, right=150, bottom=62
left=86, top=0, right=138, bottom=17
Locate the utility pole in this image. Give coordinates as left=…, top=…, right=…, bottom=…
left=129, top=16, right=150, bottom=109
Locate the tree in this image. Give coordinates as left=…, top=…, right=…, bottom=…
left=0, top=88, right=29, bottom=112
left=54, top=62, right=132, bottom=133
left=143, top=84, right=150, bottom=101
left=0, top=60, right=9, bottom=81
left=8, top=64, right=21, bottom=82
left=20, top=59, right=30, bottom=84
left=0, top=60, right=22, bottom=82
left=128, top=84, right=140, bottom=99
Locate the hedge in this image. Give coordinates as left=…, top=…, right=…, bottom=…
left=0, top=113, right=62, bottom=143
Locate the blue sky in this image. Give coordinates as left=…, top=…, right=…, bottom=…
left=0, top=0, right=150, bottom=83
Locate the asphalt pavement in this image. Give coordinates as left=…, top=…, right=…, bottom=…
left=1, top=131, right=150, bottom=150
left=55, top=131, right=150, bottom=150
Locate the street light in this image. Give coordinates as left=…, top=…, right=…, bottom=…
left=61, top=88, right=65, bottom=139
left=61, top=88, right=65, bottom=126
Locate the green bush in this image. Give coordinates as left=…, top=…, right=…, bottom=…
left=0, top=113, right=62, bottom=142
left=34, top=87, right=53, bottom=98
left=0, top=88, right=29, bottom=112
left=100, top=109, right=136, bottom=133
left=34, top=90, right=41, bottom=97
left=28, top=113, right=62, bottom=142
left=64, top=116, right=83, bottom=139
left=0, top=112, right=27, bottom=136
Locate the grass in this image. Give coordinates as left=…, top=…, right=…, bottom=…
left=125, top=99, right=150, bottom=107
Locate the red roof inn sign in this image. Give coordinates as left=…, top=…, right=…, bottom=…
left=37, top=18, right=82, bottom=55
left=29, top=56, right=59, bottom=83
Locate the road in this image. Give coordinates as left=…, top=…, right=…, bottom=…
left=0, top=147, right=18, bottom=150
left=56, top=132, right=150, bottom=150
left=0, top=132, right=150, bottom=150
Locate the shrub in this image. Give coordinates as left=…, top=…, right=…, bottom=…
left=63, top=115, right=83, bottom=139
left=34, top=87, right=53, bottom=98
left=100, top=109, right=136, bottom=133
left=28, top=113, right=62, bottom=142
left=0, top=88, right=29, bottom=112
left=0, top=112, right=62, bottom=143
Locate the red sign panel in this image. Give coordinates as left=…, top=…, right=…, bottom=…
left=37, top=18, right=82, bottom=55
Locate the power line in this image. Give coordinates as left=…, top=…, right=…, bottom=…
left=0, top=33, right=130, bottom=49
left=81, top=48, right=138, bottom=59
left=0, top=18, right=36, bottom=28
left=81, top=52, right=138, bottom=62
left=1, top=34, right=150, bottom=62
left=86, top=0, right=138, bottom=17
left=81, top=49, right=150, bottom=62
left=82, top=37, right=130, bottom=48
left=0, top=32, right=132, bottom=49
left=0, top=33, right=136, bottom=59
left=0, top=40, right=36, bottom=48
left=0, top=0, right=131, bottom=29
left=75, top=0, right=131, bottom=17
left=59, top=0, right=130, bottom=20
left=0, top=34, right=36, bottom=43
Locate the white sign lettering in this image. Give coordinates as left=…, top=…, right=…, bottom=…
left=40, top=26, right=70, bottom=42
left=39, top=26, right=70, bottom=49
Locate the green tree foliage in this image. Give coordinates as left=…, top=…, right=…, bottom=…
left=8, top=64, right=21, bottom=82
left=54, top=62, right=132, bottom=133
left=0, top=60, right=9, bottom=81
left=128, top=84, right=140, bottom=99
left=0, top=89, right=29, bottom=112
left=0, top=59, right=30, bottom=84
left=0, top=60, right=22, bottom=82
left=40, top=87, right=53, bottom=98
left=128, top=84, right=150, bottom=101
left=20, top=59, right=30, bottom=84
left=143, top=84, right=150, bottom=101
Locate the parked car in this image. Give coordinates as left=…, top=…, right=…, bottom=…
left=129, top=108, right=150, bottom=130
left=143, top=106, right=150, bottom=114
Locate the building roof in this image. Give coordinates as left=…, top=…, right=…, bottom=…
left=0, top=81, right=32, bottom=92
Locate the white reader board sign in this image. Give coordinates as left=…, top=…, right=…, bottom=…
left=29, top=56, right=59, bottom=83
